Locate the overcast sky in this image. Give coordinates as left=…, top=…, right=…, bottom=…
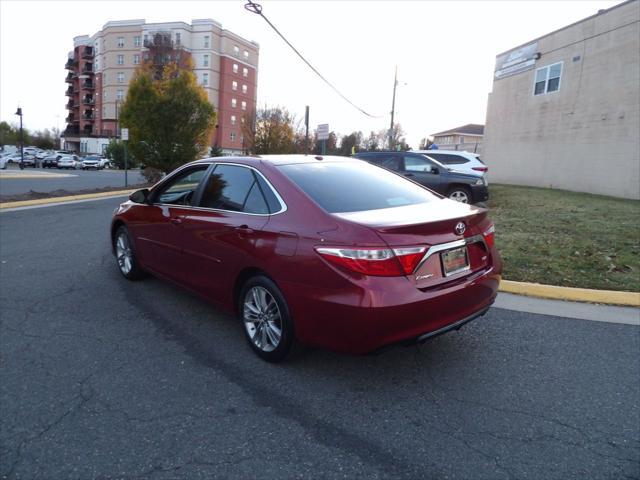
left=0, top=0, right=617, bottom=147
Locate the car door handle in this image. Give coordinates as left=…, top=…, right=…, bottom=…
left=404, top=173, right=415, bottom=177
left=236, top=225, right=254, bottom=234
left=170, top=217, right=183, bottom=225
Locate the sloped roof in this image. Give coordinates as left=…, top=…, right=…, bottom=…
left=432, top=124, right=484, bottom=136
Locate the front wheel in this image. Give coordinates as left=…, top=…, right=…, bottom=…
left=113, top=225, right=146, bottom=280
left=448, top=186, right=471, bottom=204
left=239, top=276, right=297, bottom=362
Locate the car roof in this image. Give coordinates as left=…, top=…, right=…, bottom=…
left=413, top=149, right=479, bottom=157
left=193, top=154, right=362, bottom=167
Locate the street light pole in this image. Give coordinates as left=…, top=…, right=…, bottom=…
left=389, top=66, right=397, bottom=151
left=15, top=107, right=24, bottom=169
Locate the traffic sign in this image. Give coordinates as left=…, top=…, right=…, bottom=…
left=121, top=128, right=129, bottom=141
left=317, top=124, right=329, bottom=140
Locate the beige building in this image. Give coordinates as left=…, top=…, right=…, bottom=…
left=63, top=19, right=259, bottom=155
left=483, top=0, right=640, bottom=199
left=432, top=124, right=484, bottom=154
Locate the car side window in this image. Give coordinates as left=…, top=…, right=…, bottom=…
left=155, top=166, right=208, bottom=206
left=430, top=153, right=469, bottom=165
left=199, top=164, right=269, bottom=214
left=404, top=155, right=436, bottom=173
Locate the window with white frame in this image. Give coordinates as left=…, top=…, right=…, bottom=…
left=143, top=34, right=149, bottom=45
left=117, top=54, right=124, bottom=65
left=103, top=89, right=107, bottom=100
left=242, top=84, right=248, bottom=94
left=233, top=45, right=239, bottom=57
left=241, top=101, right=247, bottom=111
left=117, top=37, right=124, bottom=48
left=134, top=36, right=141, bottom=47
left=204, top=35, right=210, bottom=48
left=204, top=55, right=209, bottom=67
left=231, top=98, right=237, bottom=108
left=232, top=81, right=238, bottom=91
left=103, top=106, right=106, bottom=118
left=175, top=32, right=181, bottom=46
left=241, top=116, right=245, bottom=124
left=133, top=54, right=140, bottom=65
left=459, top=136, right=465, bottom=144
left=243, top=67, right=248, bottom=77
left=203, top=73, right=209, bottom=86
left=117, top=89, right=124, bottom=101
left=534, top=62, right=562, bottom=95
left=231, top=115, right=236, bottom=125
left=230, top=132, right=236, bottom=142
left=243, top=50, right=249, bottom=59
left=117, top=72, right=124, bottom=83
left=233, top=63, right=239, bottom=74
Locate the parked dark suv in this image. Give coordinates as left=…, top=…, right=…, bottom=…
left=353, top=151, right=488, bottom=204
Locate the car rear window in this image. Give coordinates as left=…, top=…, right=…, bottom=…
left=278, top=161, right=437, bottom=213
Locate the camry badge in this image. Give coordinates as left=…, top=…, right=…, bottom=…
left=455, top=222, right=466, bottom=236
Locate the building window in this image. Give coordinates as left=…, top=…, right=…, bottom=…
left=117, top=37, right=124, bottom=48
left=133, top=54, right=140, bottom=65
left=204, top=35, right=210, bottom=48
left=231, top=115, right=236, bottom=125
left=134, top=36, right=141, bottom=47
left=233, top=63, right=239, bottom=74
left=117, top=54, right=124, bottom=65
left=459, top=136, right=465, bottom=144
left=103, top=89, right=107, bottom=100
left=243, top=50, right=249, bottom=59
left=241, top=101, right=247, bottom=111
left=242, top=84, right=248, bottom=94
left=117, top=89, right=124, bottom=101
left=233, top=45, right=239, bottom=57
left=230, top=132, right=236, bottom=142
left=204, top=54, right=209, bottom=67
left=232, top=81, right=238, bottom=91
left=117, top=72, right=124, bottom=83
left=231, top=98, right=237, bottom=108
left=103, top=106, right=106, bottom=118
left=203, top=73, right=209, bottom=86
left=241, top=116, right=245, bottom=124
left=534, top=62, right=562, bottom=95
left=243, top=67, right=248, bottom=78
left=175, top=32, right=181, bottom=46
left=143, top=34, right=149, bottom=45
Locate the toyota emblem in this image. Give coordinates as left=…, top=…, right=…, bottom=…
left=455, top=222, right=466, bottom=236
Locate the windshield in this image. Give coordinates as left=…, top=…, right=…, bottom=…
left=278, top=161, right=437, bottom=214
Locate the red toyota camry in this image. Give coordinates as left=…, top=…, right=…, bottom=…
left=111, top=155, right=501, bottom=361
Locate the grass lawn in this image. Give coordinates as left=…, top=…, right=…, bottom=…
left=486, top=184, right=640, bottom=292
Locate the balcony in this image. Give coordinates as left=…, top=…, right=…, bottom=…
left=65, top=57, right=77, bottom=70
left=66, top=101, right=74, bottom=109
left=65, top=72, right=75, bottom=83
left=99, top=129, right=114, bottom=137
left=82, top=111, right=95, bottom=121
left=63, top=125, right=80, bottom=136
left=83, top=125, right=94, bottom=135
left=82, top=96, right=95, bottom=105
left=65, top=87, right=75, bottom=96
left=65, top=114, right=74, bottom=123
left=82, top=47, right=94, bottom=59
left=81, top=80, right=95, bottom=90
left=82, top=63, right=94, bottom=74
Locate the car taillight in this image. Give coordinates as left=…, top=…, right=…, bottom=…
left=472, top=166, right=488, bottom=172
left=315, top=246, right=427, bottom=277
left=483, top=224, right=495, bottom=248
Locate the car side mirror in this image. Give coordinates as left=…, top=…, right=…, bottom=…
left=129, top=188, right=150, bottom=204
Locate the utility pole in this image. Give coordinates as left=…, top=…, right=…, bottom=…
left=388, top=66, right=397, bottom=151
left=15, top=107, right=24, bottom=169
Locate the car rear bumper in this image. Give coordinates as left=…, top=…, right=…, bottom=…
left=281, top=265, right=501, bottom=354
left=470, top=185, right=489, bottom=203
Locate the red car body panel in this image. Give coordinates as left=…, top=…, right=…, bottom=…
left=112, top=156, right=502, bottom=354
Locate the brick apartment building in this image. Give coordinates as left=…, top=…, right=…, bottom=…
left=62, top=19, right=259, bottom=155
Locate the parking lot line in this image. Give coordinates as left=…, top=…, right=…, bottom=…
left=0, top=189, right=133, bottom=210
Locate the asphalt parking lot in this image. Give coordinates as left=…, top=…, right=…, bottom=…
left=0, top=168, right=145, bottom=197
left=0, top=197, right=638, bottom=480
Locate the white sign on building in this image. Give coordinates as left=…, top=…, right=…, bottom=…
left=317, top=124, right=329, bottom=140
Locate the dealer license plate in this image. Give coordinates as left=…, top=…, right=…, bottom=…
left=441, top=246, right=470, bottom=277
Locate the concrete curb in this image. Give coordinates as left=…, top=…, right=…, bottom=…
left=500, top=280, right=640, bottom=308
left=1, top=191, right=638, bottom=309
left=0, top=189, right=133, bottom=209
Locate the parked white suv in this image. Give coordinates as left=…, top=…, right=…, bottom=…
left=412, top=150, right=487, bottom=177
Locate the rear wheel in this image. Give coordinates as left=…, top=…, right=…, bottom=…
left=113, top=225, right=146, bottom=280
left=239, top=276, right=297, bottom=362
left=448, top=186, right=471, bottom=204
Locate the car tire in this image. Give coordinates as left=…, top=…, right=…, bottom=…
left=113, top=225, right=147, bottom=281
left=448, top=186, right=471, bottom=204
left=239, top=275, right=298, bottom=362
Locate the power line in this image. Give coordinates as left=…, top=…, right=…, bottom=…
left=244, top=0, right=383, bottom=119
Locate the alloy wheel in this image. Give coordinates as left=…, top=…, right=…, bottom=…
left=449, top=190, right=470, bottom=203
left=115, top=232, right=133, bottom=275
left=243, top=286, right=282, bottom=352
